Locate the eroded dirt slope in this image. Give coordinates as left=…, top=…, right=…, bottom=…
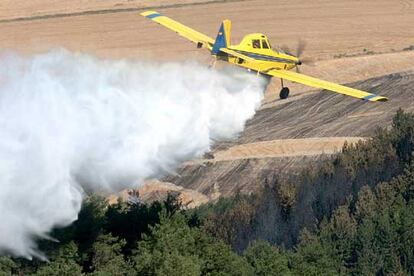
left=165, top=70, right=414, bottom=198
left=242, top=71, right=414, bottom=142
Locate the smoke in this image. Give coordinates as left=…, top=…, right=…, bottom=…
left=0, top=49, right=266, bottom=259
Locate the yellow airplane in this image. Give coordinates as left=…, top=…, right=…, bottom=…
left=141, top=11, right=387, bottom=102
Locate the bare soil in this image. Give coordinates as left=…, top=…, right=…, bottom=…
left=0, top=0, right=413, bottom=61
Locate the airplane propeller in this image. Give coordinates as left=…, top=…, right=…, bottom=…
left=280, top=39, right=315, bottom=73
left=296, top=39, right=306, bottom=59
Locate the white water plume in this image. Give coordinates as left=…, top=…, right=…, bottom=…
left=0, top=49, right=266, bottom=259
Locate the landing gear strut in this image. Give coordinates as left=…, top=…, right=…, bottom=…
left=279, top=79, right=290, bottom=99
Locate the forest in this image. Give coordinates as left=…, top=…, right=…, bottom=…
left=1, top=109, right=414, bottom=275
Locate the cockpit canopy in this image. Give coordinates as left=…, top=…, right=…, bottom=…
left=239, top=33, right=272, bottom=50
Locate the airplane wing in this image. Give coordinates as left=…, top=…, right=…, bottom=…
left=141, top=11, right=214, bottom=50
left=219, top=48, right=256, bottom=62
left=266, top=69, right=388, bottom=102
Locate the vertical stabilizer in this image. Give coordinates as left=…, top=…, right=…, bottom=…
left=212, top=20, right=231, bottom=55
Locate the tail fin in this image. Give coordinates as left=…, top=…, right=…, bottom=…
left=211, top=20, right=231, bottom=54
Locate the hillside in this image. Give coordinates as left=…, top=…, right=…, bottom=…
left=163, top=70, right=414, bottom=200
left=0, top=0, right=413, bottom=204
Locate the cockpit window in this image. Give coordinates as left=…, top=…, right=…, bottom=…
left=262, top=40, right=269, bottom=49
left=252, top=39, right=261, bottom=49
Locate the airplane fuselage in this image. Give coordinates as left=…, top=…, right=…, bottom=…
left=218, top=33, right=299, bottom=74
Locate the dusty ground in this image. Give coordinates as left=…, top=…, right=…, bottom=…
left=1, top=0, right=413, bottom=203
left=184, top=137, right=365, bottom=166
left=107, top=180, right=210, bottom=208
left=212, top=137, right=365, bottom=161
left=0, top=0, right=214, bottom=21
left=0, top=0, right=413, bottom=60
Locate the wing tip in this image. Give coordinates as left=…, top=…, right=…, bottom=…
left=370, top=96, right=388, bottom=102
left=377, top=97, right=388, bottom=102
left=362, top=94, right=388, bottom=102
left=140, top=10, right=161, bottom=18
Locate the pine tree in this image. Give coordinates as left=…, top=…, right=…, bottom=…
left=35, top=242, right=83, bottom=276
left=244, top=240, right=290, bottom=276
left=89, top=234, right=133, bottom=276
left=290, top=228, right=342, bottom=276
left=0, top=257, right=17, bottom=276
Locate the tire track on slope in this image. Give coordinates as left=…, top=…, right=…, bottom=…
left=0, top=0, right=250, bottom=24
left=400, top=0, right=413, bottom=11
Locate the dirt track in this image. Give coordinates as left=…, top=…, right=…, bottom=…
left=0, top=0, right=219, bottom=21
left=1, top=0, right=413, bottom=202
left=212, top=137, right=365, bottom=161
left=184, top=137, right=365, bottom=166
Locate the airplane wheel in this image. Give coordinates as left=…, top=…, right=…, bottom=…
left=279, top=87, right=290, bottom=99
